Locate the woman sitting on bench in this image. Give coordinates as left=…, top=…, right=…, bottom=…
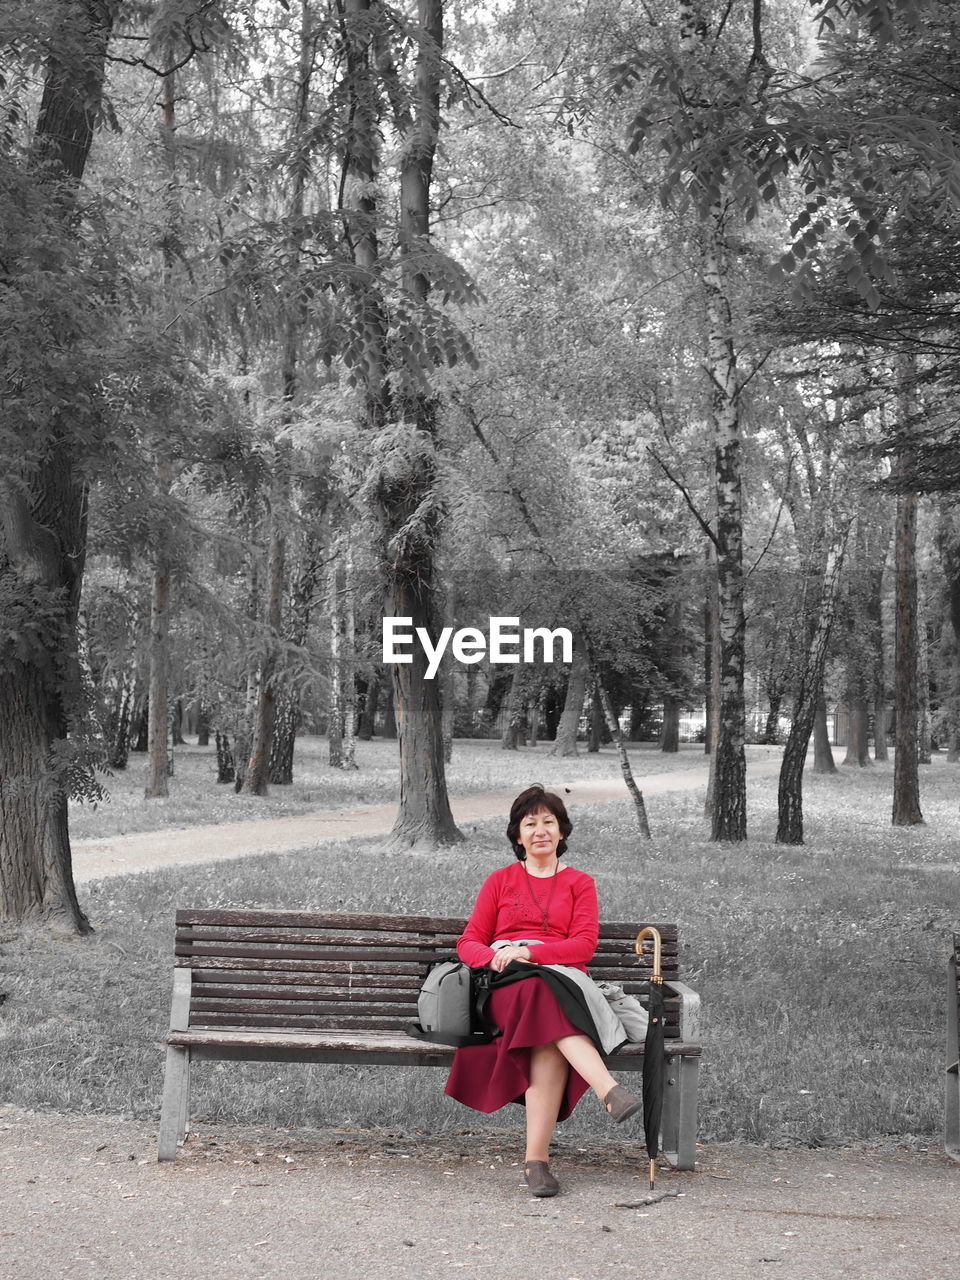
left=444, top=784, right=641, bottom=1198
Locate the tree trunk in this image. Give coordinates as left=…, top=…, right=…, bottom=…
left=196, top=704, right=210, bottom=748
left=388, top=571, right=462, bottom=846
left=357, top=671, right=380, bottom=741
left=440, top=585, right=455, bottom=763
left=344, top=0, right=459, bottom=843
left=215, top=731, right=235, bottom=784
left=660, top=694, right=680, bottom=752
left=588, top=692, right=602, bottom=752
left=382, top=682, right=397, bottom=738
left=937, top=500, right=960, bottom=761
left=866, top=550, right=888, bottom=761
left=0, top=666, right=91, bottom=930
left=703, top=547, right=714, bottom=755
left=873, top=695, right=890, bottom=761
left=241, top=509, right=285, bottom=795
left=549, top=645, right=588, bottom=757
left=777, top=524, right=850, bottom=844
left=269, top=541, right=323, bottom=784
left=268, top=692, right=299, bottom=785
left=341, top=546, right=358, bottom=770
left=0, top=0, right=114, bottom=930
left=145, top=565, right=171, bottom=799
left=842, top=689, right=871, bottom=766
left=328, top=561, right=344, bottom=768
left=704, top=209, right=747, bottom=842
left=761, top=693, right=782, bottom=745
left=596, top=679, right=650, bottom=837
left=500, top=668, right=523, bottom=750
left=917, top=584, right=932, bottom=763
left=171, top=699, right=185, bottom=746
left=893, top=489, right=924, bottom=824
left=242, top=3, right=315, bottom=794
left=106, top=679, right=132, bottom=770
left=705, top=584, right=721, bottom=815
left=526, top=695, right=540, bottom=748
left=464, top=664, right=479, bottom=737
left=812, top=693, right=836, bottom=773
left=132, top=696, right=149, bottom=752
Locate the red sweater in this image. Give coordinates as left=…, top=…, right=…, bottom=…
left=456, top=862, right=599, bottom=972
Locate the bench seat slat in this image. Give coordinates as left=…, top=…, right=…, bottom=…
left=168, top=1026, right=701, bottom=1057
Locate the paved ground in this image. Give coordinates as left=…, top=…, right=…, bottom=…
left=1, top=1107, right=957, bottom=1280
left=71, top=757, right=784, bottom=883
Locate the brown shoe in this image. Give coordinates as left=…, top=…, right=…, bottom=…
left=603, top=1083, right=642, bottom=1123
left=524, top=1160, right=559, bottom=1197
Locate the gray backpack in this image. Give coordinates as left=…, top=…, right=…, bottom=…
left=408, top=959, right=495, bottom=1047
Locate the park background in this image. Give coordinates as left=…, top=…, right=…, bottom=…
left=2, top=0, right=959, bottom=1156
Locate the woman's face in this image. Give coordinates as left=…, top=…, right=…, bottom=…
left=517, top=806, right=562, bottom=861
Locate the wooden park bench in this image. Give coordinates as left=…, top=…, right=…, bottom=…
left=158, top=908, right=702, bottom=1165
left=948, top=935, right=959, bottom=1164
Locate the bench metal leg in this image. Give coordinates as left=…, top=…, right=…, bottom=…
left=158, top=1045, right=191, bottom=1161
left=660, top=1055, right=699, bottom=1171
left=947, top=954, right=959, bottom=1165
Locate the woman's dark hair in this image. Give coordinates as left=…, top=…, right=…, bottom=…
left=506, top=784, right=572, bottom=861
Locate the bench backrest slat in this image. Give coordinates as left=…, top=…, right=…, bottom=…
left=174, top=909, right=683, bottom=1036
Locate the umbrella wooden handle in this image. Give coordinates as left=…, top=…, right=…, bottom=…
left=634, top=926, right=663, bottom=982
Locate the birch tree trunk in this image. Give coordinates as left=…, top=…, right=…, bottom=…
left=777, top=523, right=850, bottom=844
left=596, top=680, right=650, bottom=838
left=703, top=208, right=747, bottom=841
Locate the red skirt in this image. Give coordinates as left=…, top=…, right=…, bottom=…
left=444, top=976, right=591, bottom=1121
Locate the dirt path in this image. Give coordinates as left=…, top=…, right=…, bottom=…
left=2, top=1107, right=957, bottom=1280
left=71, top=757, right=784, bottom=883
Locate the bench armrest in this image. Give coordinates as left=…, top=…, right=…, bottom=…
left=168, top=968, right=192, bottom=1033
left=663, top=979, right=701, bottom=1044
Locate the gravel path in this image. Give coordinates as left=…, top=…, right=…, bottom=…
left=71, top=757, right=784, bottom=883
left=2, top=1107, right=957, bottom=1280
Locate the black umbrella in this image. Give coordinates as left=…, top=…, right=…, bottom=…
left=635, top=926, right=664, bottom=1191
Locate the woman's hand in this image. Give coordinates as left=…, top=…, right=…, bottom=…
left=489, top=945, right=533, bottom=972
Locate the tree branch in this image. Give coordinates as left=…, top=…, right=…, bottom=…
left=647, top=446, right=718, bottom=548
left=746, top=452, right=794, bottom=578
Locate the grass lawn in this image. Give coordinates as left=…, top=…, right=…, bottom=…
left=5, top=753, right=958, bottom=1153
left=68, top=735, right=714, bottom=840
